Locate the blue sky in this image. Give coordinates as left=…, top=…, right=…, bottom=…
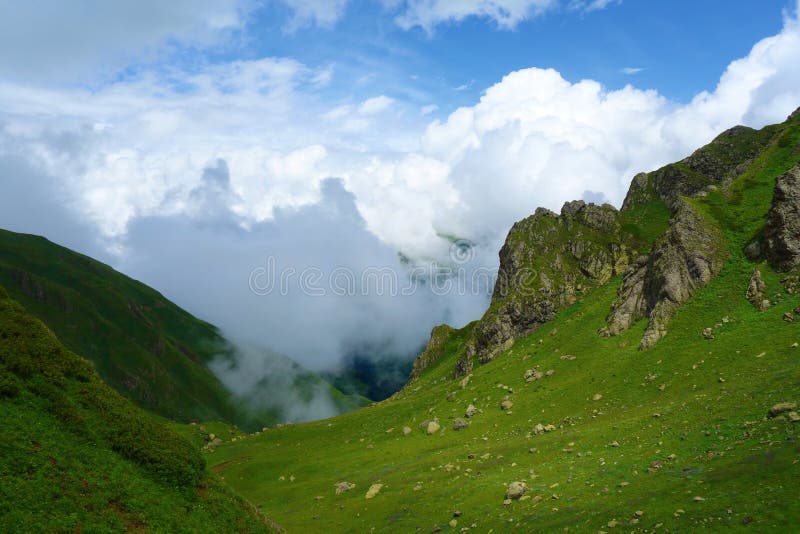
left=193, top=1, right=794, bottom=110
left=1, top=0, right=800, bottom=373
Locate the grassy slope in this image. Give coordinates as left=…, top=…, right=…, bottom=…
left=0, top=229, right=243, bottom=424
left=0, top=286, right=275, bottom=532
left=203, top=119, right=800, bottom=532
left=0, top=229, right=366, bottom=430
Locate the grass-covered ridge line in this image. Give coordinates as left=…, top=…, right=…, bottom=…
left=0, top=285, right=274, bottom=532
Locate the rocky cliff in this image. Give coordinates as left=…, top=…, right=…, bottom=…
left=410, top=106, right=800, bottom=380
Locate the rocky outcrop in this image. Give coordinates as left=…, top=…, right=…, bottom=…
left=745, top=269, right=770, bottom=311
left=763, top=164, right=800, bottom=273
left=408, top=324, right=455, bottom=383
left=601, top=201, right=724, bottom=349
left=454, top=201, right=630, bottom=375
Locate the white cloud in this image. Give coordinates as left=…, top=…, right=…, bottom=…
left=569, top=0, right=620, bottom=12
left=388, top=0, right=621, bottom=32
left=359, top=95, right=395, bottom=114
left=281, top=0, right=350, bottom=32
left=0, top=0, right=250, bottom=82
left=620, top=67, right=644, bottom=75
left=421, top=104, right=439, bottom=115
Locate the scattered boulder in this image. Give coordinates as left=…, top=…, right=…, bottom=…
left=335, top=481, right=355, bottom=495
left=560, top=354, right=576, bottom=360
left=465, top=404, right=478, bottom=418
left=745, top=269, right=770, bottom=311
left=365, top=483, right=383, bottom=499
left=505, top=481, right=527, bottom=500
left=524, top=368, right=543, bottom=382
left=784, top=312, right=795, bottom=323
left=593, top=393, right=603, bottom=401
left=426, top=420, right=441, bottom=435
left=453, top=418, right=469, bottom=431
left=500, top=399, right=514, bottom=411
left=702, top=327, right=715, bottom=340
left=402, top=426, right=412, bottom=436
left=769, top=402, right=797, bottom=417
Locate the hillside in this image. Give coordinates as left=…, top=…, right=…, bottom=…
left=0, top=229, right=366, bottom=429
left=200, top=109, right=800, bottom=531
left=0, top=285, right=275, bottom=532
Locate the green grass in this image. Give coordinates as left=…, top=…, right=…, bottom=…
left=198, top=115, right=800, bottom=532
left=0, top=285, right=275, bottom=532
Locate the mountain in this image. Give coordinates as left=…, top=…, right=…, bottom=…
left=0, top=229, right=366, bottom=429
left=200, top=108, right=800, bottom=531
left=0, top=285, right=276, bottom=532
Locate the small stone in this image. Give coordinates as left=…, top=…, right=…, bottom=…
left=610, top=441, right=620, bottom=447
left=426, top=420, right=441, bottom=434
left=607, top=519, right=618, bottom=528
left=503, top=499, right=512, bottom=506
left=634, top=511, right=644, bottom=517
left=335, top=481, right=355, bottom=495
left=402, top=426, right=412, bottom=436
left=693, top=496, right=705, bottom=502
left=702, top=327, right=715, bottom=340
left=505, top=481, right=527, bottom=500
left=446, top=391, right=457, bottom=401
left=453, top=418, right=469, bottom=431
left=465, top=404, right=477, bottom=418
left=500, top=399, right=514, bottom=411
left=448, top=519, right=457, bottom=528
left=453, top=510, right=462, bottom=517
left=524, top=368, right=543, bottom=382
left=769, top=402, right=797, bottom=417
left=365, top=483, right=383, bottom=499
left=593, top=393, right=603, bottom=401
left=788, top=411, right=800, bottom=422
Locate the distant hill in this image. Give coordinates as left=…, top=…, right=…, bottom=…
left=0, top=229, right=365, bottom=430
left=0, top=285, right=276, bottom=532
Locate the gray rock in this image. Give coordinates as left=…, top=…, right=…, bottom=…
left=453, top=418, right=469, bottom=431
left=505, top=481, right=527, bottom=500
left=465, top=404, right=477, bottom=418
left=745, top=269, right=770, bottom=311
left=768, top=402, right=797, bottom=417
left=763, top=165, right=800, bottom=272
left=603, top=201, right=723, bottom=349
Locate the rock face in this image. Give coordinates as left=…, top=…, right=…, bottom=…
left=408, top=324, right=455, bottom=383
left=745, top=269, right=770, bottom=311
left=763, top=164, right=800, bottom=273
left=453, top=201, right=630, bottom=375
left=601, top=201, right=724, bottom=349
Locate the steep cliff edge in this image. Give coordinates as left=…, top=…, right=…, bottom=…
left=410, top=106, right=800, bottom=381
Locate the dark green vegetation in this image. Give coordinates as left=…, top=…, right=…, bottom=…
left=0, top=229, right=246, bottom=424
left=0, top=229, right=366, bottom=429
left=203, top=111, right=800, bottom=531
left=0, top=286, right=274, bottom=532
